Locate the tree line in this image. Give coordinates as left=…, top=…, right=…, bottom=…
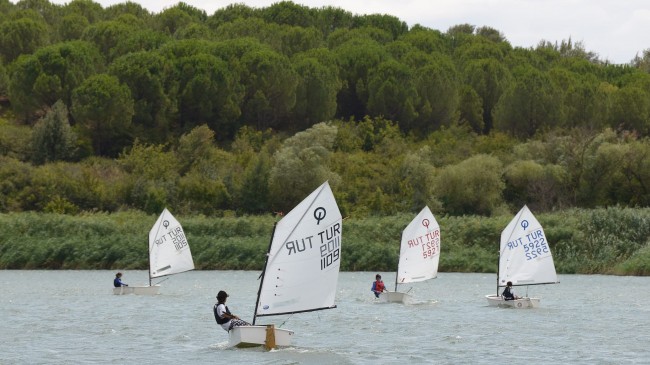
left=1, top=0, right=650, bottom=217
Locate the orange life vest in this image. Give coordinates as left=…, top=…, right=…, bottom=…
left=375, top=280, right=385, bottom=292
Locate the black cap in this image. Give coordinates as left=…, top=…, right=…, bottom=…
left=217, top=290, right=229, bottom=300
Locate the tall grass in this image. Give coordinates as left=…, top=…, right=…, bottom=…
left=1, top=207, right=648, bottom=275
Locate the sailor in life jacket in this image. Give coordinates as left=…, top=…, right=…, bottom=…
left=213, top=290, right=250, bottom=331
left=371, top=274, right=387, bottom=298
left=502, top=281, right=519, bottom=301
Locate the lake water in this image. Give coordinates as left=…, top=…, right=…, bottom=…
left=1, top=271, right=648, bottom=364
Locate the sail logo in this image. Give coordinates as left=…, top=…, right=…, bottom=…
left=313, top=207, right=326, bottom=224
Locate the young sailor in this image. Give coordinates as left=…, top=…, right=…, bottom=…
left=113, top=272, right=128, bottom=287
left=371, top=274, right=387, bottom=298
left=502, top=281, right=519, bottom=300
left=214, top=290, right=250, bottom=331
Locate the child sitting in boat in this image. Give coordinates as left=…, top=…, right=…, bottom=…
left=502, top=281, right=520, bottom=300
left=113, top=272, right=128, bottom=287
left=214, top=290, right=250, bottom=331
left=371, top=274, right=387, bottom=298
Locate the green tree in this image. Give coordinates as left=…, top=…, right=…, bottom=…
left=237, top=151, right=271, bottom=214
left=313, top=6, right=354, bottom=38
left=63, top=0, right=104, bottom=24
left=119, top=142, right=178, bottom=213
left=177, top=170, right=231, bottom=215
left=493, top=65, right=561, bottom=137
left=549, top=68, right=602, bottom=131
left=435, top=154, right=505, bottom=215
left=111, top=29, right=170, bottom=57
left=268, top=122, right=340, bottom=212
left=108, top=51, right=174, bottom=144
left=175, top=52, right=242, bottom=138
left=291, top=48, right=341, bottom=130
left=155, top=6, right=194, bottom=35
left=0, top=156, right=33, bottom=212
left=457, top=85, right=484, bottom=133
left=0, top=17, right=48, bottom=63
left=104, top=1, right=151, bottom=20
left=503, top=160, right=570, bottom=211
left=58, top=13, right=89, bottom=41
left=353, top=14, right=408, bottom=40
left=398, top=146, right=442, bottom=212
left=413, top=53, right=459, bottom=132
left=239, top=48, right=298, bottom=129
left=207, top=3, right=257, bottom=28
left=334, top=37, right=388, bottom=119
left=463, top=58, right=511, bottom=133
left=609, top=86, right=650, bottom=135
left=81, top=20, right=136, bottom=62
left=31, top=100, right=77, bottom=164
left=8, top=40, right=103, bottom=120
left=367, top=59, right=419, bottom=129
left=0, top=60, right=8, bottom=97
left=260, top=1, right=315, bottom=27
left=176, top=124, right=216, bottom=174
left=71, top=74, right=134, bottom=156
left=399, top=26, right=447, bottom=54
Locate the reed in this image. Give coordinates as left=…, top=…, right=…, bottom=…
left=1, top=207, right=649, bottom=275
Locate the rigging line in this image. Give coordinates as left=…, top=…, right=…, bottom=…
left=278, top=313, right=293, bottom=328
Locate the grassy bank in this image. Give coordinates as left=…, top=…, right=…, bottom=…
left=1, top=207, right=649, bottom=275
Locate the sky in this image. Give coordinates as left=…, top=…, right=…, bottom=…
left=45, top=0, right=650, bottom=64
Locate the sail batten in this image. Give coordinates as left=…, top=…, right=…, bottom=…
left=256, top=182, right=342, bottom=317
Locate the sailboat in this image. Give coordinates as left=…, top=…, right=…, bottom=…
left=113, top=208, right=194, bottom=295
left=380, top=206, right=440, bottom=304
left=485, top=205, right=558, bottom=308
left=228, top=181, right=342, bottom=349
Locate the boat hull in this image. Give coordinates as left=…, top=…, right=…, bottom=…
left=112, top=285, right=160, bottom=296
left=485, top=294, right=539, bottom=308
left=228, top=325, right=294, bottom=348
left=379, top=291, right=414, bottom=304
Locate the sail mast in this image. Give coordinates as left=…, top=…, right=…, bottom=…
left=394, top=257, right=399, bottom=292
left=148, top=231, right=152, bottom=287
left=495, top=250, right=499, bottom=296
left=252, top=222, right=278, bottom=325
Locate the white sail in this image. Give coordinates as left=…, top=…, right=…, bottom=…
left=149, top=208, right=194, bottom=279
left=256, top=181, right=342, bottom=317
left=498, top=205, right=557, bottom=286
left=397, top=206, right=440, bottom=285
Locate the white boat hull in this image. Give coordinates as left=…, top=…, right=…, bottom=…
left=379, top=291, right=414, bottom=304
left=485, top=294, right=539, bottom=308
left=228, top=325, right=295, bottom=348
left=112, top=285, right=160, bottom=296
